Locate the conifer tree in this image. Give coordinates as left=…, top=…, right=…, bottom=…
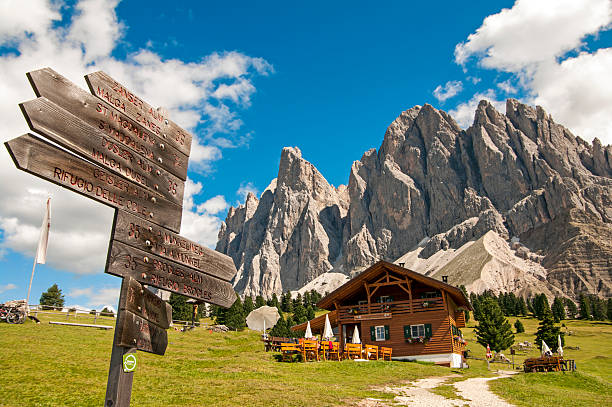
left=268, top=293, right=279, bottom=309
left=225, top=296, right=246, bottom=331
left=565, top=299, right=578, bottom=319
left=514, top=319, right=525, bottom=333
left=459, top=285, right=470, bottom=323
left=306, top=305, right=315, bottom=321
left=281, top=292, right=293, bottom=313
left=474, top=297, right=514, bottom=352
left=535, top=307, right=564, bottom=351
left=285, top=315, right=298, bottom=337
left=39, top=283, right=65, bottom=309
left=243, top=296, right=254, bottom=316
left=607, top=298, right=612, bottom=321
left=292, top=300, right=307, bottom=324
left=169, top=293, right=192, bottom=321
left=551, top=297, right=566, bottom=322
left=578, top=294, right=591, bottom=320
left=255, top=295, right=266, bottom=308
left=591, top=296, right=606, bottom=321
left=269, top=315, right=288, bottom=337
left=533, top=294, right=551, bottom=320
left=517, top=297, right=528, bottom=316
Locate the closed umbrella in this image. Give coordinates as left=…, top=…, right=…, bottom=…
left=305, top=320, right=313, bottom=338
left=246, top=306, right=280, bottom=332
left=352, top=325, right=361, bottom=344
left=322, top=313, right=333, bottom=339
left=541, top=340, right=552, bottom=356
left=557, top=335, right=563, bottom=356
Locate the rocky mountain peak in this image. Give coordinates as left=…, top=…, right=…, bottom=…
left=218, top=99, right=612, bottom=300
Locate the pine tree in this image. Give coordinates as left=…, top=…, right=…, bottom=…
left=225, top=296, right=246, bottom=331
left=292, top=300, right=307, bottom=324
left=533, top=294, right=551, bottom=320
left=281, top=292, right=293, bottom=313
left=306, top=305, right=315, bottom=321
left=578, top=294, right=591, bottom=320
left=565, top=299, right=578, bottom=319
left=285, top=315, right=298, bottom=337
left=514, top=319, right=525, bottom=333
left=255, top=295, right=266, bottom=308
left=551, top=297, right=566, bottom=322
left=535, top=307, right=564, bottom=351
left=591, top=296, right=606, bottom=321
left=607, top=298, right=612, bottom=321
left=293, top=293, right=302, bottom=309
left=517, top=297, right=528, bottom=316
left=472, top=294, right=482, bottom=321
left=268, top=293, right=279, bottom=309
left=39, top=283, right=65, bottom=309
left=101, top=307, right=115, bottom=317
left=243, top=296, right=254, bottom=316
left=474, top=297, right=514, bottom=352
left=168, top=293, right=192, bottom=321
left=269, top=315, right=288, bottom=337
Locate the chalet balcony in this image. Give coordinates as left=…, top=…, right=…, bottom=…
left=338, top=297, right=445, bottom=321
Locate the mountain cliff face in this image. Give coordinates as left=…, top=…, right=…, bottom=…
left=217, top=99, right=612, bottom=299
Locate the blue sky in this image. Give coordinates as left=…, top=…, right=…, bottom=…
left=0, top=0, right=610, bottom=309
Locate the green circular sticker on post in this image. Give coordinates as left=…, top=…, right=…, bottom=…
left=123, top=353, right=137, bottom=372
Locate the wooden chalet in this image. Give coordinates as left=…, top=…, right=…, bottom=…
left=292, top=261, right=471, bottom=367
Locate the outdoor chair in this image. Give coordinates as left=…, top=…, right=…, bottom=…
left=326, top=342, right=341, bottom=361
left=280, top=343, right=300, bottom=362
left=364, top=344, right=378, bottom=360
left=344, top=343, right=362, bottom=360
left=302, top=340, right=319, bottom=362
left=379, top=347, right=392, bottom=361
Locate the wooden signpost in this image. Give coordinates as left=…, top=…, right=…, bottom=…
left=5, top=67, right=238, bottom=407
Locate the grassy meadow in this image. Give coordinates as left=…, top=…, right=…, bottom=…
left=461, top=315, right=612, bottom=406
left=0, top=312, right=610, bottom=406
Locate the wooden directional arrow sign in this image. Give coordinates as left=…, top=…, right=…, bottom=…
left=85, top=71, right=193, bottom=158
left=20, top=97, right=185, bottom=207
left=27, top=68, right=189, bottom=181
left=112, top=210, right=236, bottom=282
left=5, top=134, right=182, bottom=233
left=106, top=240, right=236, bottom=308
left=120, top=276, right=172, bottom=329
left=116, top=309, right=169, bottom=355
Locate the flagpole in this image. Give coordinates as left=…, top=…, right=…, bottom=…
left=26, top=250, right=39, bottom=314
left=26, top=197, right=51, bottom=314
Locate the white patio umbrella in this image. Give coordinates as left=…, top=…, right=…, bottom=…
left=541, top=340, right=552, bottom=356
left=246, top=306, right=280, bottom=332
left=351, top=325, right=361, bottom=344
left=557, top=334, right=563, bottom=356
left=322, top=313, right=333, bottom=339
left=304, top=320, right=313, bottom=338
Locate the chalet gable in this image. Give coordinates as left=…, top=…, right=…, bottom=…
left=317, top=261, right=471, bottom=311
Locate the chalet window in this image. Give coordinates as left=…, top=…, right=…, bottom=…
left=404, top=323, right=433, bottom=339
left=420, top=291, right=441, bottom=299
left=371, top=325, right=390, bottom=341
left=411, top=324, right=425, bottom=338
left=377, top=295, right=394, bottom=303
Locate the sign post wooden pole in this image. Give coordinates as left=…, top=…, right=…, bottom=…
left=105, top=279, right=136, bottom=407
left=5, top=67, right=239, bottom=407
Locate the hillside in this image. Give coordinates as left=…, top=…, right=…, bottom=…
left=217, top=99, right=612, bottom=299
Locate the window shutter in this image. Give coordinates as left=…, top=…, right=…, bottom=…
left=403, top=325, right=410, bottom=339
left=370, top=326, right=376, bottom=341
left=424, top=323, right=432, bottom=338
left=384, top=325, right=390, bottom=340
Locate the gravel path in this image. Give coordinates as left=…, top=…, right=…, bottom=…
left=356, top=371, right=517, bottom=407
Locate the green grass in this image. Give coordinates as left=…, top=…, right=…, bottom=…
left=0, top=313, right=453, bottom=407
left=429, top=384, right=468, bottom=400
left=462, top=315, right=612, bottom=406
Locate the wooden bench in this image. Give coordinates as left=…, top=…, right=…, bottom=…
left=302, top=340, right=319, bottom=362
left=344, top=343, right=362, bottom=360
left=321, top=341, right=340, bottom=361
left=364, top=344, right=378, bottom=360
left=280, top=343, right=301, bottom=362
left=379, top=347, right=392, bottom=361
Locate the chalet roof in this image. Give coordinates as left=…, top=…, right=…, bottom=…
left=317, top=260, right=472, bottom=310
left=290, top=310, right=338, bottom=332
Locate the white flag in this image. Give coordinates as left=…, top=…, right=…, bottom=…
left=35, top=197, right=51, bottom=264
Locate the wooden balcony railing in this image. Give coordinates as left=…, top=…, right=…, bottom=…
left=338, top=297, right=445, bottom=320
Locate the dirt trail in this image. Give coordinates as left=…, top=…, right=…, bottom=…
left=357, top=371, right=516, bottom=407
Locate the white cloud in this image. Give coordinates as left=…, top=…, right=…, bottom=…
left=68, top=286, right=120, bottom=310
left=497, top=79, right=517, bottom=94
left=236, top=182, right=259, bottom=203
left=433, top=80, right=463, bottom=102
left=453, top=0, right=612, bottom=143
left=0, top=283, right=17, bottom=294
left=0, top=0, right=271, bottom=276
left=455, top=0, right=611, bottom=71
left=197, top=195, right=229, bottom=215
left=449, top=89, right=506, bottom=129
left=179, top=179, right=227, bottom=247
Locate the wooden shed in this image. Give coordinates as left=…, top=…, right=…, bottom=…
left=292, top=261, right=471, bottom=367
